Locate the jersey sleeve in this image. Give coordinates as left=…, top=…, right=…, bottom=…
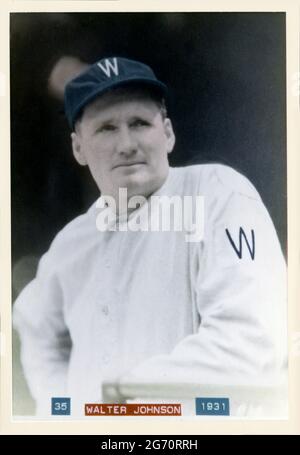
left=13, top=248, right=72, bottom=416
left=120, top=170, right=287, bottom=414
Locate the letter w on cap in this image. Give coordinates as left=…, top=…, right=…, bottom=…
left=97, top=58, right=119, bottom=77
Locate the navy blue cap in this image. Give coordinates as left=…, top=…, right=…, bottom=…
left=64, top=57, right=168, bottom=129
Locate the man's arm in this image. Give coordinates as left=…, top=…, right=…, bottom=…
left=13, top=251, right=71, bottom=416
left=120, top=182, right=287, bottom=402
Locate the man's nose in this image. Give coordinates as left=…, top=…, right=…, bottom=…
left=116, top=126, right=137, bottom=156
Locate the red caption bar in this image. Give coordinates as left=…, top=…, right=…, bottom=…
left=85, top=403, right=182, bottom=416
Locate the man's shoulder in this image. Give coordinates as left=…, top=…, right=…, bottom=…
left=49, top=200, right=98, bottom=252
left=24, top=201, right=99, bottom=281
left=174, top=163, right=260, bottom=200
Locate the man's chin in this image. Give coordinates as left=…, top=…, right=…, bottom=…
left=116, top=171, right=149, bottom=191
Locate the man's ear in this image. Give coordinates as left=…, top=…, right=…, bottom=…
left=163, top=118, right=176, bottom=154
left=71, top=132, right=87, bottom=166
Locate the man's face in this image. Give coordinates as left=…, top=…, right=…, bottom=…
left=71, top=90, right=175, bottom=204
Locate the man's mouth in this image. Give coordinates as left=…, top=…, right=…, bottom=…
left=112, top=162, right=146, bottom=169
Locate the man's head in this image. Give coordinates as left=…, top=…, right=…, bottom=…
left=64, top=57, right=175, bottom=204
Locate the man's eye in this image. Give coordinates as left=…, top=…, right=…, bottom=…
left=96, top=124, right=116, bottom=133
left=130, top=119, right=150, bottom=128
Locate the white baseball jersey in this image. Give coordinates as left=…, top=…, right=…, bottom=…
left=13, top=164, right=287, bottom=417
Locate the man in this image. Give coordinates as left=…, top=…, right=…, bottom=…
left=13, top=56, right=287, bottom=417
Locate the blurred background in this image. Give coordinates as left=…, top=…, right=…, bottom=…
left=10, top=12, right=286, bottom=415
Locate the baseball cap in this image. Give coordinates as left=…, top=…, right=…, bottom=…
left=64, top=56, right=168, bottom=129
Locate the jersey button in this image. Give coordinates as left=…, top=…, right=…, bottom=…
left=102, top=355, right=109, bottom=364
left=101, top=305, right=109, bottom=316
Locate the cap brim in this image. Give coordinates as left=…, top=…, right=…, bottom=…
left=69, top=78, right=167, bottom=129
